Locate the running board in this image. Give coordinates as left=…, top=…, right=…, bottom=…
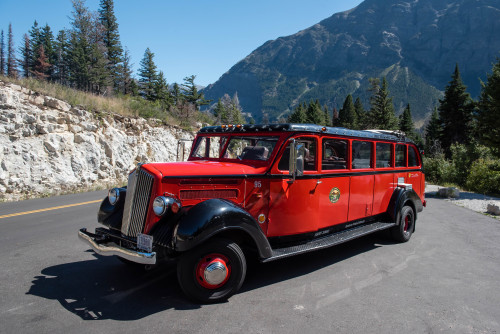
left=262, top=221, right=395, bottom=263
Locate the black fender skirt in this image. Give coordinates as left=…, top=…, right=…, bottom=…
left=173, top=198, right=273, bottom=259
left=387, top=187, right=424, bottom=228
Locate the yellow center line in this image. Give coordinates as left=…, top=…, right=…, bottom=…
left=0, top=199, right=102, bottom=219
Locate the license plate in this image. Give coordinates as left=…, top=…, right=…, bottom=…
left=137, top=233, right=153, bottom=253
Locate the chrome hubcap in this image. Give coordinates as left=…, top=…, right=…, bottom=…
left=204, top=261, right=228, bottom=286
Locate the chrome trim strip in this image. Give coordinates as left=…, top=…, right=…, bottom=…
left=121, top=170, right=137, bottom=235
left=78, top=229, right=156, bottom=265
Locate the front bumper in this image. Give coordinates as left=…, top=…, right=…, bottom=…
left=78, top=228, right=156, bottom=265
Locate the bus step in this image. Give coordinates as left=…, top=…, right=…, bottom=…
left=263, top=221, right=396, bottom=263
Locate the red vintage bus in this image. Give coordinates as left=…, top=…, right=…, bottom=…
left=79, top=123, right=425, bottom=302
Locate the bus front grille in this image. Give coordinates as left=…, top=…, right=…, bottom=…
left=121, top=168, right=154, bottom=237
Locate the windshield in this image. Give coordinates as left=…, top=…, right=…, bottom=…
left=191, top=135, right=279, bottom=161
left=224, top=136, right=279, bottom=160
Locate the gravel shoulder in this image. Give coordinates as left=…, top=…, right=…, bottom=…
left=425, top=184, right=500, bottom=220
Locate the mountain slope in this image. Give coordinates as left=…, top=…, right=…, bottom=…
left=203, top=0, right=500, bottom=124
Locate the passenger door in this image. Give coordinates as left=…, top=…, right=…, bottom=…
left=268, top=137, right=320, bottom=237
left=317, top=137, right=350, bottom=229
left=348, top=141, right=375, bottom=221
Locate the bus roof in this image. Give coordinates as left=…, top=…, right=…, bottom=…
left=198, top=123, right=414, bottom=144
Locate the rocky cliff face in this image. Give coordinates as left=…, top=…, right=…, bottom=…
left=0, top=81, right=195, bottom=201
left=203, top=0, right=500, bottom=123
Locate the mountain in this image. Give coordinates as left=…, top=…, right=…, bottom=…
left=203, top=0, right=500, bottom=125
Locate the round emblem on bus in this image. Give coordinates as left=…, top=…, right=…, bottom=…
left=329, top=187, right=340, bottom=203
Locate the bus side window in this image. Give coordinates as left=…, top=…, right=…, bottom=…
left=376, top=142, right=393, bottom=168
left=395, top=144, right=407, bottom=167
left=352, top=141, right=372, bottom=169
left=408, top=146, right=419, bottom=167
left=322, top=139, right=347, bottom=170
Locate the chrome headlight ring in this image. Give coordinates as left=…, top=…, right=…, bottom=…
left=153, top=196, right=182, bottom=216
left=108, top=188, right=120, bottom=205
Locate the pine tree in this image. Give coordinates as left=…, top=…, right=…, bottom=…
left=288, top=103, right=306, bottom=123
left=171, top=83, right=182, bottom=105
left=68, top=0, right=93, bottom=90
left=181, top=75, right=210, bottom=110
left=154, top=71, right=172, bottom=106
left=99, top=0, right=123, bottom=90
left=230, top=93, right=245, bottom=124
left=399, top=103, right=415, bottom=138
left=368, top=77, right=398, bottom=129
left=118, top=48, right=134, bottom=95
left=477, top=58, right=500, bottom=156
left=0, top=30, right=5, bottom=76
left=39, top=24, right=56, bottom=79
left=339, top=94, right=357, bottom=129
left=54, top=30, right=69, bottom=84
left=305, top=100, right=325, bottom=125
left=323, top=105, right=330, bottom=126
left=138, top=47, right=158, bottom=100
left=438, top=64, right=474, bottom=155
left=7, top=23, right=17, bottom=78
left=28, top=21, right=41, bottom=74
left=19, top=34, right=31, bottom=78
left=354, top=97, right=366, bottom=129
left=213, top=98, right=228, bottom=124
left=332, top=107, right=340, bottom=126
left=425, top=108, right=442, bottom=156
left=32, top=45, right=51, bottom=80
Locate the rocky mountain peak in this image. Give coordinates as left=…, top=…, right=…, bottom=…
left=203, top=0, right=500, bottom=123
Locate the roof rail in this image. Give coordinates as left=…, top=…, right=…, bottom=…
left=365, top=129, right=406, bottom=139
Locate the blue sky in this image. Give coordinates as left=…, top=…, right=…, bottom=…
left=0, top=0, right=363, bottom=86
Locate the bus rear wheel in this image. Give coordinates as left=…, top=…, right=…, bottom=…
left=391, top=205, right=415, bottom=242
left=177, top=238, right=247, bottom=303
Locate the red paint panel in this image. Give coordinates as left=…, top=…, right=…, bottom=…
left=348, top=175, right=374, bottom=221
left=267, top=179, right=319, bottom=237
left=373, top=174, right=396, bottom=215
left=317, top=177, right=350, bottom=229
left=244, top=179, right=270, bottom=235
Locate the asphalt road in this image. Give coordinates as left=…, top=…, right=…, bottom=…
left=1, top=191, right=500, bottom=334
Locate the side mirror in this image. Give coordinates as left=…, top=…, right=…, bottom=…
left=288, top=139, right=305, bottom=184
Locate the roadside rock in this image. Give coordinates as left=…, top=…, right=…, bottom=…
left=0, top=80, right=196, bottom=201
left=487, top=204, right=500, bottom=216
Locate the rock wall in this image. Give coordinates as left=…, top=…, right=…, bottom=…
left=0, top=81, right=195, bottom=201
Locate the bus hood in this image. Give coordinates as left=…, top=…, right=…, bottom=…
left=142, top=161, right=269, bottom=178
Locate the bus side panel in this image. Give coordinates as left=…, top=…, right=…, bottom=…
left=372, top=173, right=396, bottom=215
left=348, top=175, right=374, bottom=221
left=317, top=176, right=350, bottom=229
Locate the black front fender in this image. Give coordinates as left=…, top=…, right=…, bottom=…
left=97, top=187, right=126, bottom=231
left=173, top=199, right=272, bottom=259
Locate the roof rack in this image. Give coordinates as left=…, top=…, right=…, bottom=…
left=199, top=123, right=412, bottom=143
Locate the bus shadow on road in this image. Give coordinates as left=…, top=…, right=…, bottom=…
left=242, top=233, right=384, bottom=293
left=26, top=253, right=198, bottom=320
left=27, top=233, right=389, bottom=320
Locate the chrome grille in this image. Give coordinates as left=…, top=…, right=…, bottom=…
left=121, top=168, right=154, bottom=237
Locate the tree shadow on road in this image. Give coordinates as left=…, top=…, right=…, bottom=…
left=27, top=234, right=388, bottom=320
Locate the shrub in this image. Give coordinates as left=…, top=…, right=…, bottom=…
left=423, top=154, right=454, bottom=184
left=466, top=158, right=500, bottom=196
